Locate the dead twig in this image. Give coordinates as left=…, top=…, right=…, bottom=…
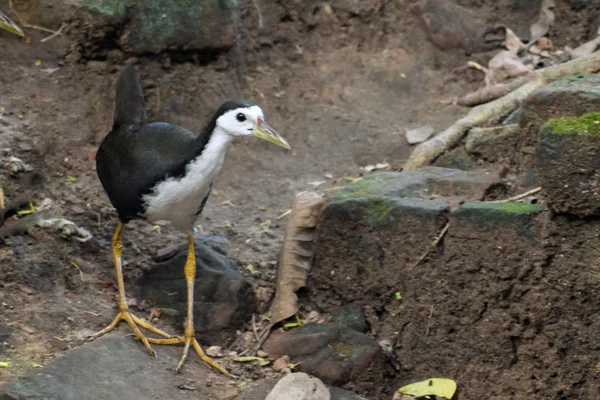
left=458, top=75, right=529, bottom=107
left=40, top=23, right=66, bottom=42
left=409, top=222, right=450, bottom=270
left=0, top=188, right=4, bottom=209
left=490, top=187, right=542, bottom=203
left=404, top=51, right=600, bottom=170
left=252, top=0, right=264, bottom=29
left=251, top=314, right=261, bottom=343
left=425, top=305, right=435, bottom=337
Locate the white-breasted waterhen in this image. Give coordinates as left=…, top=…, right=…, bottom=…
left=92, top=65, right=290, bottom=375
left=0, top=10, right=24, bottom=36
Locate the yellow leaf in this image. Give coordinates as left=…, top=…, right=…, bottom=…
left=66, top=176, right=76, bottom=182
left=35, top=60, right=41, bottom=66
left=17, top=202, right=36, bottom=216
left=397, top=378, right=457, bottom=399
left=0, top=361, right=11, bottom=368
left=230, top=356, right=270, bottom=367
left=283, top=314, right=302, bottom=329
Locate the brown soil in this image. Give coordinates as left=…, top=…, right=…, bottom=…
left=1, top=0, right=598, bottom=399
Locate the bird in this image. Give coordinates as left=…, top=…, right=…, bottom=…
left=0, top=10, right=24, bottom=37
left=92, top=64, right=290, bottom=375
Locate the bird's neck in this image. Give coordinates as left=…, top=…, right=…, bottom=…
left=192, top=126, right=233, bottom=176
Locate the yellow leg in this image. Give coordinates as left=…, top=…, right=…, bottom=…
left=148, top=234, right=230, bottom=376
left=90, top=222, right=175, bottom=356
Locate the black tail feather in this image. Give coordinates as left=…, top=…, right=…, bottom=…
left=113, top=64, right=148, bottom=128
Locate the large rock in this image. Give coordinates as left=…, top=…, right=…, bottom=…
left=0, top=334, right=234, bottom=399
left=311, top=167, right=502, bottom=309
left=518, top=74, right=600, bottom=170
left=536, top=113, right=600, bottom=216
left=263, top=323, right=385, bottom=390
left=135, top=236, right=256, bottom=341
left=65, top=0, right=238, bottom=57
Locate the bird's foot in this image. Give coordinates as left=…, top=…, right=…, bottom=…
left=89, top=310, right=174, bottom=357
left=147, top=333, right=230, bottom=376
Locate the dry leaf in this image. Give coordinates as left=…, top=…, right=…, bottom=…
left=529, top=0, right=555, bottom=41
left=487, top=50, right=532, bottom=84
left=569, top=36, right=600, bottom=59
left=504, top=27, right=523, bottom=53
left=269, top=192, right=324, bottom=326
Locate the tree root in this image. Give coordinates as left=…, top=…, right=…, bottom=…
left=403, top=51, right=600, bottom=171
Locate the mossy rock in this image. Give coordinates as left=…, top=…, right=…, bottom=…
left=540, top=112, right=600, bottom=137
left=79, top=0, right=238, bottom=54
left=452, top=201, right=547, bottom=240
left=330, top=167, right=502, bottom=205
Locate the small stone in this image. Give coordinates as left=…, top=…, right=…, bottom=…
left=405, top=124, right=434, bottom=144
left=331, top=304, right=368, bottom=333
left=153, top=244, right=181, bottom=261
left=272, top=355, right=290, bottom=371
left=265, top=373, right=330, bottom=400
left=205, top=346, right=223, bottom=358
left=257, top=350, right=269, bottom=358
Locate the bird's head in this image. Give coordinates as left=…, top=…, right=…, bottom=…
left=215, top=100, right=291, bottom=150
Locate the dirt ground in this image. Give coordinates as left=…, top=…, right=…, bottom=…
left=1, top=0, right=599, bottom=398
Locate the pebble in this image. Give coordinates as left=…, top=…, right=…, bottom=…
left=206, top=346, right=223, bottom=358
left=272, top=355, right=290, bottom=371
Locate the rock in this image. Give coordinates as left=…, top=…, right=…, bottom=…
left=72, top=0, right=238, bottom=57
left=331, top=303, right=369, bottom=333
left=0, top=334, right=232, bottom=399
left=272, top=355, right=290, bottom=371
left=329, top=387, right=367, bottom=400
left=135, top=236, right=256, bottom=340
left=312, top=168, right=502, bottom=308
left=263, top=323, right=384, bottom=387
left=518, top=74, right=600, bottom=170
left=536, top=113, right=600, bottom=215
left=411, top=0, right=504, bottom=53
left=265, top=373, right=331, bottom=400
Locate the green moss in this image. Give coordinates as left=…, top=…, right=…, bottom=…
left=331, top=174, right=397, bottom=202
left=541, top=112, right=600, bottom=136
left=453, top=201, right=547, bottom=241
left=83, top=0, right=128, bottom=17
left=362, top=197, right=395, bottom=226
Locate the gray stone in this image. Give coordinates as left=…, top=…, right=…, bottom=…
left=518, top=74, right=600, bottom=170
left=135, top=236, right=256, bottom=341
left=536, top=113, right=600, bottom=216
left=331, top=303, right=369, bottom=333
left=265, top=373, right=330, bottom=400
left=0, top=334, right=232, bottom=400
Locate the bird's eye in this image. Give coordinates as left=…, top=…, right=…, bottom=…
left=236, top=113, right=246, bottom=122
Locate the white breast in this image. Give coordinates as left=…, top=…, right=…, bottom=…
left=142, top=129, right=232, bottom=232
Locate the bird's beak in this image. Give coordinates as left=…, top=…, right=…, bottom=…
left=253, top=117, right=291, bottom=150
left=0, top=11, right=24, bottom=37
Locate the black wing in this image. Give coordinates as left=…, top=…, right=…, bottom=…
left=96, top=122, right=205, bottom=222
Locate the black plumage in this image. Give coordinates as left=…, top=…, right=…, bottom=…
left=96, top=65, right=254, bottom=223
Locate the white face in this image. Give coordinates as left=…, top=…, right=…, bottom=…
left=216, top=105, right=264, bottom=136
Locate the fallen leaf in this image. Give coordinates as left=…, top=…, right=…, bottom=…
left=269, top=192, right=324, bottom=327
left=231, top=356, right=270, bottom=367
left=487, top=50, right=532, bottom=84
left=569, top=35, right=600, bottom=59
left=504, top=27, right=523, bottom=53
left=397, top=378, right=457, bottom=399
left=0, top=361, right=11, bottom=368
left=529, top=0, right=555, bottom=41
